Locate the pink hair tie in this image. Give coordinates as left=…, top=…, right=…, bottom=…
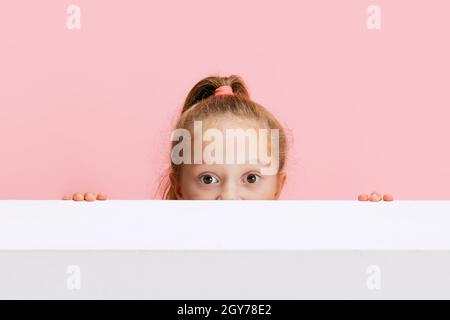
left=214, top=85, right=234, bottom=96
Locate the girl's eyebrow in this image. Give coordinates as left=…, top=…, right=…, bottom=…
left=245, top=159, right=272, bottom=168
left=245, top=155, right=272, bottom=165
left=195, top=170, right=220, bottom=177
left=242, top=171, right=262, bottom=178
left=239, top=166, right=263, bottom=173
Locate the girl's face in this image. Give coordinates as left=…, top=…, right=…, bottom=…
left=174, top=117, right=286, bottom=200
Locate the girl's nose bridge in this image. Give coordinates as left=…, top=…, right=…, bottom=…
left=219, top=180, right=239, bottom=200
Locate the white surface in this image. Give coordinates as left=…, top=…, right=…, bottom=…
left=0, top=200, right=449, bottom=250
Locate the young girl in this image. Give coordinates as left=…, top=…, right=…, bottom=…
left=63, top=75, right=393, bottom=202
left=160, top=75, right=287, bottom=200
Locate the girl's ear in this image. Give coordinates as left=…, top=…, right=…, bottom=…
left=274, top=172, right=287, bottom=199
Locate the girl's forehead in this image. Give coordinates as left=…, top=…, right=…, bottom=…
left=191, top=115, right=277, bottom=152
left=186, top=162, right=267, bottom=173
left=200, top=115, right=268, bottom=131
left=173, top=114, right=280, bottom=175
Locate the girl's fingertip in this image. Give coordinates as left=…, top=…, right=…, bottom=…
left=369, top=193, right=382, bottom=202
left=72, top=193, right=84, bottom=201
left=369, top=191, right=382, bottom=202
left=96, top=193, right=107, bottom=201
left=383, top=194, right=394, bottom=201
left=357, top=193, right=369, bottom=201
left=84, top=192, right=97, bottom=202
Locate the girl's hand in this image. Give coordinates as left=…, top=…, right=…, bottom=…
left=358, top=192, right=394, bottom=202
left=62, top=192, right=107, bottom=201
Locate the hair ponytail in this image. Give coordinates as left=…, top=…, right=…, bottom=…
left=182, top=75, right=250, bottom=113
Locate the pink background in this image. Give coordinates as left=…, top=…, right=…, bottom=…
left=1, top=0, right=449, bottom=199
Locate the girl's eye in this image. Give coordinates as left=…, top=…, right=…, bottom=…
left=244, top=173, right=260, bottom=184
left=199, top=174, right=219, bottom=185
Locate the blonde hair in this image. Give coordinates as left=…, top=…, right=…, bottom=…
left=160, top=75, right=287, bottom=199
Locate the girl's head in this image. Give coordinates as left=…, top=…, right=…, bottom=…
left=162, top=75, right=287, bottom=200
